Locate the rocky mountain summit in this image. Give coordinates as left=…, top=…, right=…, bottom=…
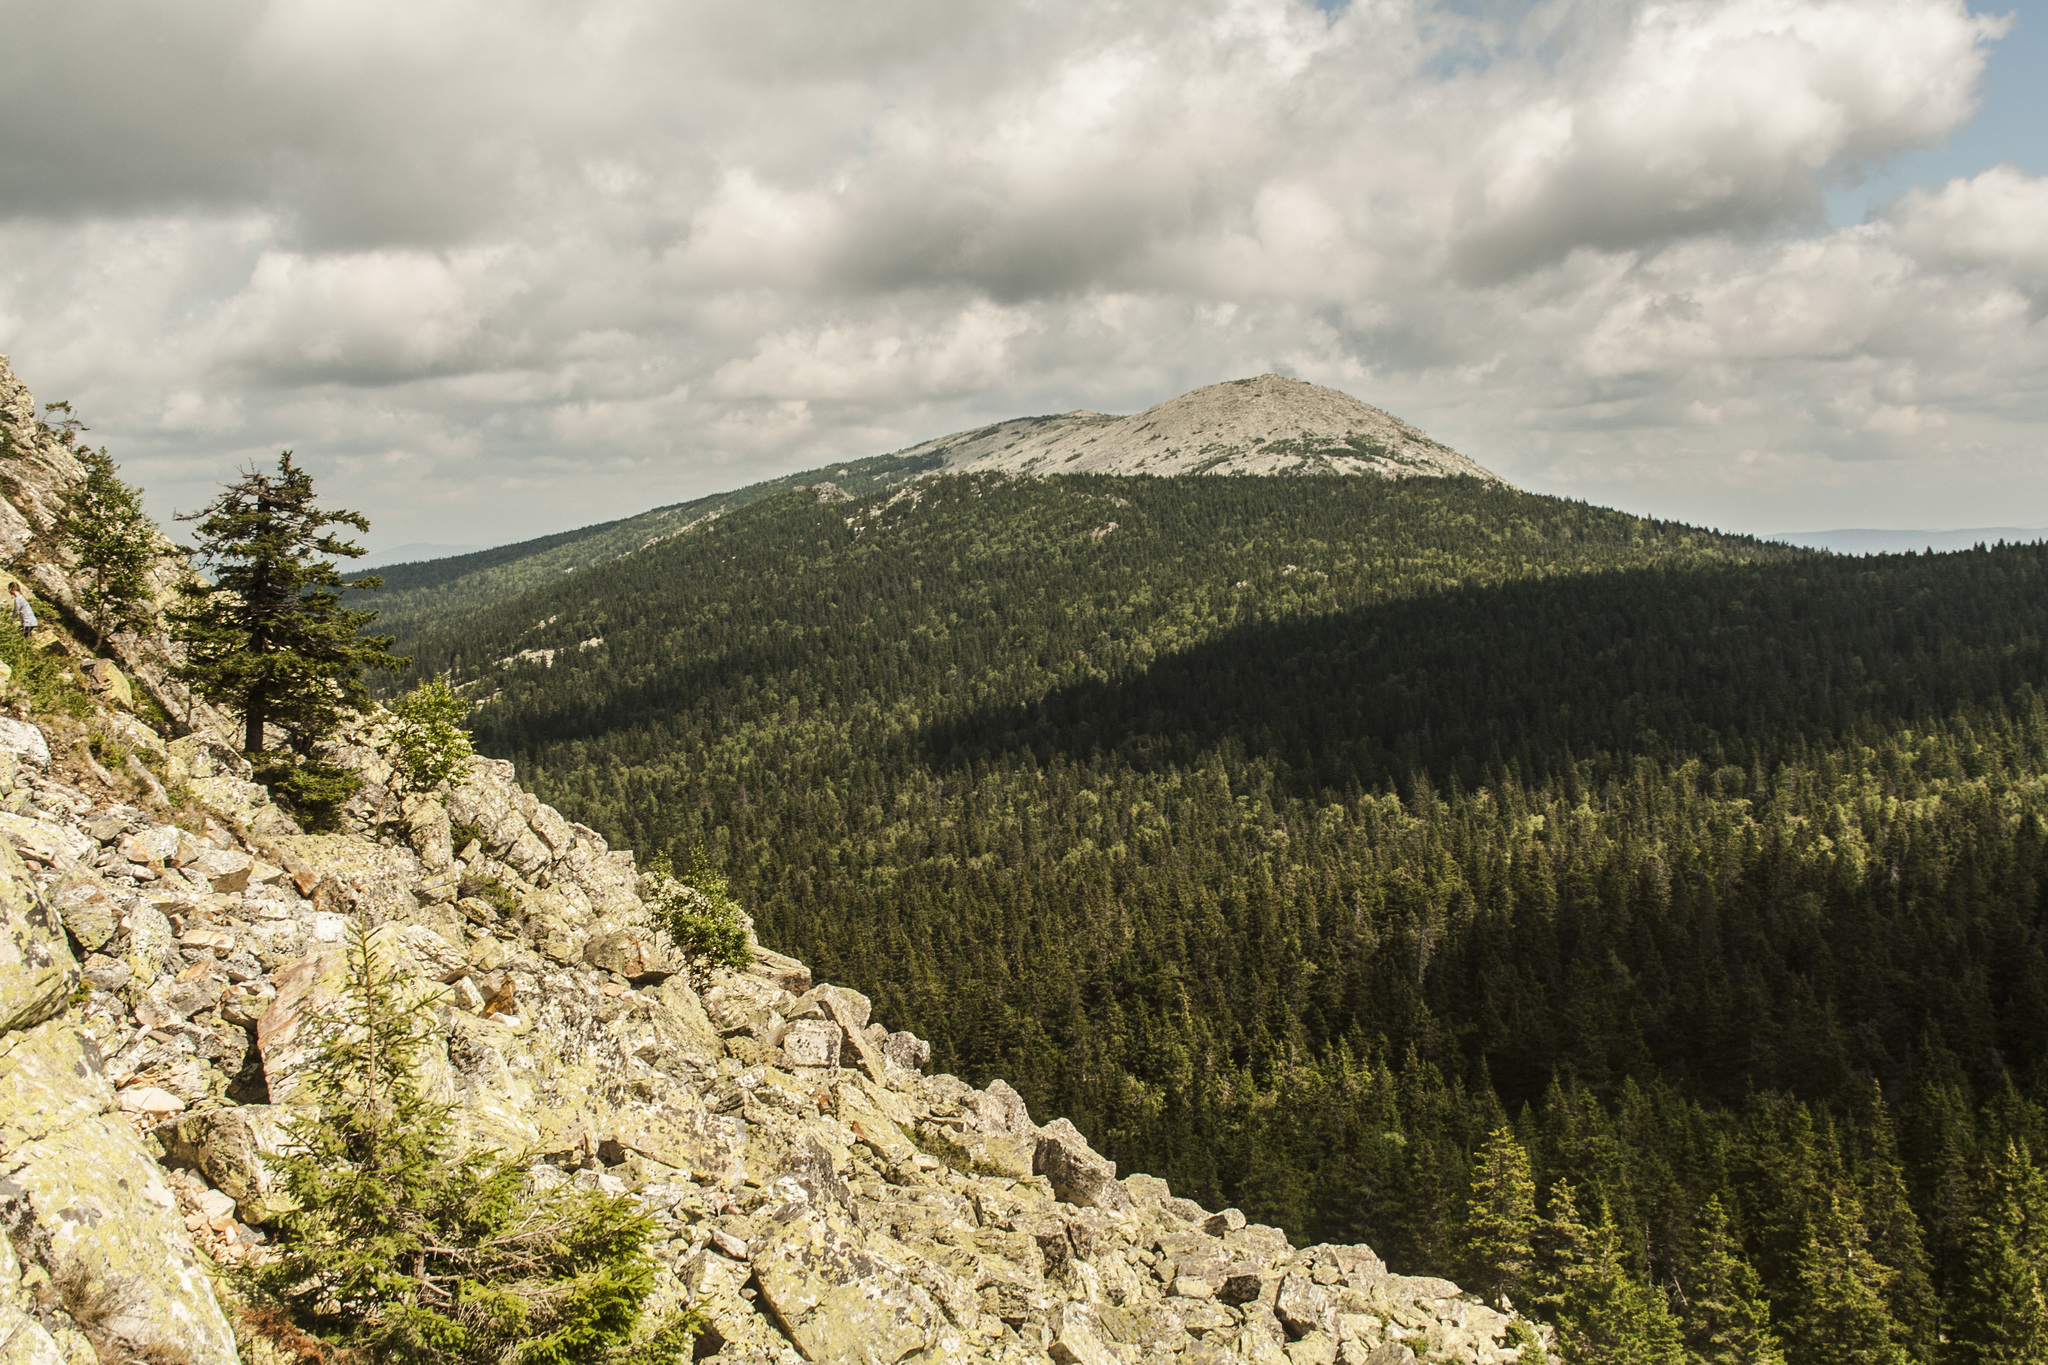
left=0, top=354, right=1536, bottom=1365
left=899, top=376, right=1500, bottom=483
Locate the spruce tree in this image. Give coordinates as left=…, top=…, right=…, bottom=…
left=1683, top=1195, right=1786, bottom=1365
left=1784, top=1186, right=1910, bottom=1365
left=1947, top=1142, right=2048, bottom=1365
left=247, top=915, right=679, bottom=1361
left=173, top=452, right=405, bottom=823
left=1461, top=1125, right=1538, bottom=1309
left=1854, top=1083, right=1938, bottom=1355
left=55, top=447, right=158, bottom=645
left=1532, top=1180, right=1686, bottom=1365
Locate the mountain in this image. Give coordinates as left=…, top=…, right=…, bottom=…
left=903, top=374, right=1498, bottom=480
left=359, top=540, right=493, bottom=568
left=364, top=374, right=1493, bottom=641
left=0, top=354, right=1534, bottom=1362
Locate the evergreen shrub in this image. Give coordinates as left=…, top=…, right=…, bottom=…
left=244, top=916, right=685, bottom=1363
left=643, top=854, right=750, bottom=970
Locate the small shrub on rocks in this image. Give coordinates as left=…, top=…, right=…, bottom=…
left=242, top=916, right=679, bottom=1364
left=385, top=677, right=471, bottom=793
left=644, top=853, right=751, bottom=971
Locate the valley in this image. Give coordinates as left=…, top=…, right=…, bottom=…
left=375, top=377, right=2048, bottom=1359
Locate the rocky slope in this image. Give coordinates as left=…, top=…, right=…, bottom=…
left=0, top=356, right=1537, bottom=1365
left=900, top=376, right=1500, bottom=483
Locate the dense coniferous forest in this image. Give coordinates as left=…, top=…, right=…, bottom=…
left=393, top=472, right=2048, bottom=1361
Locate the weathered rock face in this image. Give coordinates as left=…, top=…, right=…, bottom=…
left=0, top=355, right=226, bottom=734
left=0, top=354, right=1539, bottom=1363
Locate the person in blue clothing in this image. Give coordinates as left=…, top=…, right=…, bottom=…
left=8, top=582, right=35, bottom=632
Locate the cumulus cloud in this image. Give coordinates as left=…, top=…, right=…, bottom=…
left=0, top=0, right=2035, bottom=546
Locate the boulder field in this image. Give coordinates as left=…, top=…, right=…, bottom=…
left=0, top=708, right=1540, bottom=1365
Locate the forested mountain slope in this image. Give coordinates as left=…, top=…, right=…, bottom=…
left=366, top=374, right=1493, bottom=643
left=390, top=471, right=2048, bottom=1359
left=364, top=448, right=943, bottom=640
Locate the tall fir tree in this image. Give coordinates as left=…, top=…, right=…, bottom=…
left=1854, top=1083, right=1938, bottom=1358
left=1533, top=1180, right=1687, bottom=1365
left=1461, top=1125, right=1539, bottom=1309
left=1784, top=1185, right=1910, bottom=1365
left=54, top=446, right=158, bottom=645
left=1683, top=1195, right=1786, bottom=1365
left=1947, top=1142, right=2048, bottom=1365
left=173, top=452, right=404, bottom=822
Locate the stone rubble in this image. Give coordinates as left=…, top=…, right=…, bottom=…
left=0, top=699, right=1540, bottom=1364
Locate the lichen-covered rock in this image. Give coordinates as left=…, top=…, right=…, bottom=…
left=0, top=845, right=75, bottom=1034
left=0, top=1016, right=237, bottom=1364
left=585, top=926, right=677, bottom=983
left=156, top=1104, right=291, bottom=1223
left=1034, top=1117, right=1130, bottom=1212
left=751, top=1194, right=964, bottom=1364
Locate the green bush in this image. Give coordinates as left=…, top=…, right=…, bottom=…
left=251, top=753, right=361, bottom=835
left=643, top=854, right=751, bottom=970
left=457, top=872, right=521, bottom=918
left=0, top=610, right=92, bottom=720
left=243, top=916, right=683, bottom=1363
left=386, top=676, right=472, bottom=792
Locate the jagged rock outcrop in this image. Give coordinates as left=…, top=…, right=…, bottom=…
left=900, top=375, right=1502, bottom=484
left=0, top=356, right=229, bottom=739
left=0, top=357, right=1538, bottom=1364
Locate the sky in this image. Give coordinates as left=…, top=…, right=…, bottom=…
left=0, top=0, right=2043, bottom=553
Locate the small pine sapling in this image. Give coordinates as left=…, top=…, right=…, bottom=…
left=386, top=676, right=473, bottom=793
left=245, top=914, right=682, bottom=1362
left=643, top=852, right=752, bottom=972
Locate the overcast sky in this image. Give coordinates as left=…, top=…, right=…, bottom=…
left=1, top=0, right=2044, bottom=551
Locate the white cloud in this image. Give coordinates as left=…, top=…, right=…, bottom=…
left=0, top=0, right=2035, bottom=547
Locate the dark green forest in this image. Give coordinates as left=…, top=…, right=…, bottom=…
left=392, top=472, right=2048, bottom=1362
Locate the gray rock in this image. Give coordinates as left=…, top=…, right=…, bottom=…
left=0, top=844, right=75, bottom=1033
left=783, top=1017, right=842, bottom=1070
left=51, top=877, right=119, bottom=952
left=156, top=1105, right=292, bottom=1223
left=584, top=926, right=677, bottom=983
left=883, top=1029, right=930, bottom=1073
left=1035, top=1117, right=1131, bottom=1211
left=0, top=718, right=48, bottom=765
left=1206, top=1207, right=1249, bottom=1235
left=1277, top=1271, right=1339, bottom=1338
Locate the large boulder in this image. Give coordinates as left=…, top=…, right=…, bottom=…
left=750, top=1195, right=964, bottom=1364
left=0, top=1020, right=239, bottom=1364
left=1035, top=1117, right=1130, bottom=1211
left=0, top=843, right=75, bottom=1033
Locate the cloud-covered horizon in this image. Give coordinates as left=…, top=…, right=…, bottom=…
left=1, top=0, right=2042, bottom=548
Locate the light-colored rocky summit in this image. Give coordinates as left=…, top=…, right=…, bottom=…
left=0, top=354, right=1537, bottom=1364
left=901, top=375, right=1502, bottom=484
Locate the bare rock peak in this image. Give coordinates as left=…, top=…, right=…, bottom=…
left=904, top=374, right=1503, bottom=484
